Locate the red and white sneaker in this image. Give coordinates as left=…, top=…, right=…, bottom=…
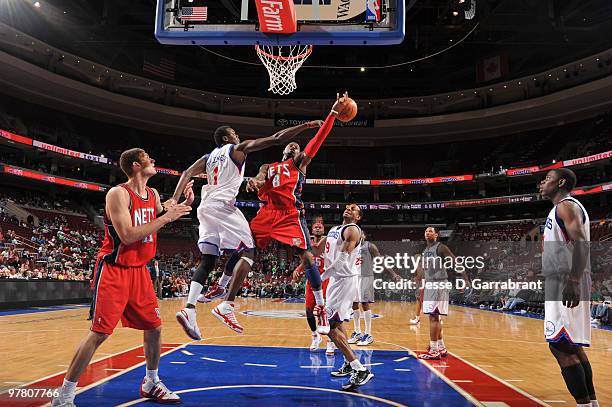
left=176, top=307, right=201, bottom=340
left=197, top=284, right=226, bottom=303
left=314, top=305, right=330, bottom=335
left=212, top=302, right=243, bottom=333
left=418, top=349, right=442, bottom=360
left=438, top=347, right=448, bottom=358
left=140, top=378, right=181, bottom=404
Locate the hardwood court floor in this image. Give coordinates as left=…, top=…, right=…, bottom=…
left=0, top=298, right=610, bottom=405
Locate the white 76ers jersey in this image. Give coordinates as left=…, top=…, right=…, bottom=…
left=542, top=196, right=590, bottom=276
left=324, top=223, right=362, bottom=278
left=199, top=144, right=245, bottom=208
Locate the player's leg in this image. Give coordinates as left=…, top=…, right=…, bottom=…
left=213, top=247, right=255, bottom=334
left=348, top=302, right=361, bottom=344
left=53, top=262, right=124, bottom=406
left=575, top=347, right=598, bottom=406
left=305, top=280, right=322, bottom=350
left=549, top=341, right=591, bottom=405
left=410, top=287, right=423, bottom=324
left=328, top=320, right=374, bottom=390
left=357, top=302, right=374, bottom=346
left=419, top=312, right=442, bottom=360
left=176, top=239, right=218, bottom=340
left=198, top=252, right=240, bottom=303
left=139, top=326, right=180, bottom=403
left=301, top=250, right=330, bottom=331
left=52, top=332, right=110, bottom=406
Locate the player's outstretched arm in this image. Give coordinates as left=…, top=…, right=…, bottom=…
left=166, top=156, right=207, bottom=208
left=107, top=187, right=191, bottom=245
left=297, top=92, right=348, bottom=170
left=232, top=121, right=322, bottom=164
left=246, top=164, right=269, bottom=193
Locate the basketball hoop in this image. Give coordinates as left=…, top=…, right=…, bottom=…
left=255, top=44, right=313, bottom=95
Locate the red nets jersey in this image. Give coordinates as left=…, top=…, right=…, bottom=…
left=98, top=184, right=157, bottom=267
left=257, top=159, right=305, bottom=211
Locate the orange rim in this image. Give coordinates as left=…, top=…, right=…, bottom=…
left=255, top=45, right=313, bottom=62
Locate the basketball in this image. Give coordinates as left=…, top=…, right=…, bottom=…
left=336, top=97, right=358, bottom=122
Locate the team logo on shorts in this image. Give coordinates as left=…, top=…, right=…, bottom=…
left=545, top=320, right=556, bottom=336
left=292, top=238, right=302, bottom=246
left=155, top=308, right=161, bottom=318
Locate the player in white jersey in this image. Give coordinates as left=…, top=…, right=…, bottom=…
left=417, top=227, right=456, bottom=360
left=540, top=168, right=599, bottom=407
left=315, top=203, right=374, bottom=390
left=348, top=232, right=400, bottom=346
left=169, top=121, right=322, bottom=339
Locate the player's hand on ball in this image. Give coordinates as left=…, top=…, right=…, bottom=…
left=331, top=91, right=349, bottom=115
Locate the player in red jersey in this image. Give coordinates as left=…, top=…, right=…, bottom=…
left=246, top=93, right=349, bottom=331
left=52, top=148, right=193, bottom=406
left=293, top=221, right=335, bottom=355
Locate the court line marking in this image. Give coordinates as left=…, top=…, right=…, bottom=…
left=170, top=362, right=187, bottom=365
left=180, top=350, right=194, bottom=356
left=504, top=380, right=523, bottom=382
left=394, top=356, right=410, bottom=362
left=200, top=357, right=226, bottom=363
left=114, top=384, right=408, bottom=407
left=193, top=336, right=484, bottom=407
left=452, top=380, right=473, bottom=383
left=393, top=369, right=412, bottom=372
left=243, top=363, right=277, bottom=368
left=363, top=363, right=384, bottom=367
left=300, top=365, right=335, bottom=369
left=449, top=351, right=549, bottom=407
left=0, top=343, right=146, bottom=398
left=373, top=340, right=485, bottom=407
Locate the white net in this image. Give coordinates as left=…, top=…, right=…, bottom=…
left=255, top=45, right=313, bottom=95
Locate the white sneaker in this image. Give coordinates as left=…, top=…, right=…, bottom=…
left=347, top=331, right=361, bottom=344
left=140, top=378, right=181, bottom=403
left=325, top=341, right=336, bottom=356
left=309, top=333, right=322, bottom=351
left=176, top=307, right=201, bottom=340
left=409, top=316, right=420, bottom=325
left=212, top=302, right=243, bottom=333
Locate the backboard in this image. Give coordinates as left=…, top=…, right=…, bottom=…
left=154, top=0, right=405, bottom=46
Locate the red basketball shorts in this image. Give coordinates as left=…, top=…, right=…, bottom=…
left=305, top=278, right=330, bottom=310
left=250, top=207, right=310, bottom=250
left=90, top=258, right=161, bottom=335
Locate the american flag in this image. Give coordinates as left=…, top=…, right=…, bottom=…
left=143, top=53, right=176, bottom=80
left=180, top=6, right=208, bottom=21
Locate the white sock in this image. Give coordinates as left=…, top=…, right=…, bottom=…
left=430, top=341, right=438, bottom=351
left=219, top=274, right=231, bottom=288
left=364, top=310, right=372, bottom=335
left=577, top=403, right=592, bottom=407
left=590, top=401, right=599, bottom=407
left=313, top=290, right=324, bottom=306
left=60, top=378, right=77, bottom=399
left=187, top=281, right=204, bottom=306
left=437, top=339, right=445, bottom=349
left=353, top=310, right=361, bottom=333
left=349, top=359, right=366, bottom=371
left=146, top=369, right=159, bottom=383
